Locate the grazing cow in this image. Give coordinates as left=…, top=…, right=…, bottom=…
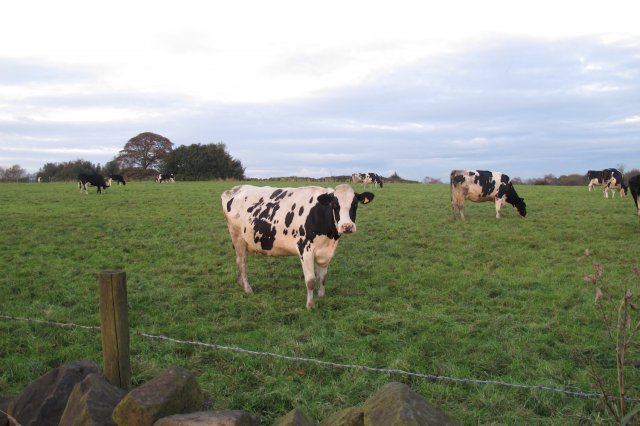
left=221, top=184, right=375, bottom=309
left=78, top=173, right=109, bottom=194
left=107, top=174, right=126, bottom=186
left=450, top=170, right=526, bottom=220
left=156, top=173, right=175, bottom=183
left=603, top=168, right=627, bottom=198
left=629, top=175, right=640, bottom=222
left=351, top=172, right=384, bottom=188
left=587, top=170, right=605, bottom=192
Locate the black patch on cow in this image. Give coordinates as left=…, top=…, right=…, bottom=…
left=252, top=218, right=277, bottom=251
left=285, top=210, right=295, bottom=228
left=298, top=225, right=305, bottom=237
left=298, top=206, right=304, bottom=216
left=474, top=171, right=496, bottom=197
left=258, top=202, right=280, bottom=222
left=297, top=201, right=340, bottom=256
left=451, top=173, right=465, bottom=186
left=226, top=198, right=234, bottom=212
left=270, top=189, right=288, bottom=201
left=500, top=174, right=510, bottom=184
left=309, top=197, right=313, bottom=203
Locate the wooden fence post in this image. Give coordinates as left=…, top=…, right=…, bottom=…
left=99, top=270, right=131, bottom=389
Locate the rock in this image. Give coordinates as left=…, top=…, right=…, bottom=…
left=362, top=382, right=457, bottom=426
left=274, top=407, right=315, bottom=426
left=58, top=373, right=127, bottom=426
left=154, top=410, right=260, bottom=425
left=7, top=360, right=101, bottom=426
left=112, top=366, right=204, bottom=426
left=320, top=407, right=364, bottom=426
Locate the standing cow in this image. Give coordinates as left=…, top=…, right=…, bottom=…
left=156, top=173, right=175, bottom=183
left=108, top=174, right=126, bottom=186
left=602, top=168, right=627, bottom=198
left=450, top=170, right=526, bottom=220
left=629, top=174, right=640, bottom=222
left=78, top=173, right=109, bottom=194
left=221, top=184, right=374, bottom=309
left=351, top=172, right=384, bottom=188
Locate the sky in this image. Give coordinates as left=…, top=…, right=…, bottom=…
left=1, top=1, right=639, bottom=182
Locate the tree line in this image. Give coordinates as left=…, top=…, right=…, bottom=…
left=23, top=132, right=246, bottom=182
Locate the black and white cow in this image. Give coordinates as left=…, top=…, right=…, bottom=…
left=603, top=168, right=627, bottom=198
left=587, top=170, right=605, bottom=192
left=78, top=173, right=109, bottom=194
left=450, top=170, right=526, bottom=220
left=221, top=184, right=375, bottom=309
left=156, top=173, right=175, bottom=183
left=629, top=174, right=640, bottom=222
left=351, top=172, right=383, bottom=188
left=107, top=174, right=126, bottom=186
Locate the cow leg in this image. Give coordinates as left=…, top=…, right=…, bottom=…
left=300, top=255, right=317, bottom=309
left=315, top=261, right=330, bottom=298
left=227, top=228, right=252, bottom=293
left=495, top=198, right=504, bottom=219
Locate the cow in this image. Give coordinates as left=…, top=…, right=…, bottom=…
left=587, top=170, right=605, bottom=192
left=450, top=169, right=526, bottom=220
left=351, top=172, right=384, bottom=188
left=629, top=174, right=640, bottom=222
left=78, top=173, right=109, bottom=194
left=107, top=174, right=126, bottom=186
left=602, top=168, right=627, bottom=198
left=156, top=173, right=175, bottom=183
left=221, top=184, right=375, bottom=309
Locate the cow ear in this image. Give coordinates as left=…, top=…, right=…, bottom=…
left=356, top=192, right=375, bottom=204
left=317, top=193, right=334, bottom=205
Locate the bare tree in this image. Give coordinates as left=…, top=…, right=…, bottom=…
left=116, top=132, right=174, bottom=170
left=2, top=164, right=27, bottom=182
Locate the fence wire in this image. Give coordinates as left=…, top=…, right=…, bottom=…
left=2, top=314, right=639, bottom=403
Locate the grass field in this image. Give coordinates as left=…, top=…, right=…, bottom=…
left=1, top=181, right=639, bottom=424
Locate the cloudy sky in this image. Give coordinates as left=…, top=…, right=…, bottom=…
left=1, top=1, right=639, bottom=181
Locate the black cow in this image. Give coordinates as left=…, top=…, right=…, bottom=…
left=221, top=184, right=375, bottom=309
left=108, top=174, right=126, bottom=186
left=78, top=173, right=109, bottom=194
left=156, top=173, right=175, bottom=183
left=629, top=174, right=640, bottom=222
left=450, top=169, right=526, bottom=220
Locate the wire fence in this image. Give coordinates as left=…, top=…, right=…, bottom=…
left=2, top=313, right=639, bottom=403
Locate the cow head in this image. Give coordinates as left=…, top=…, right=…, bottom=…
left=317, top=184, right=374, bottom=234
left=504, top=184, right=526, bottom=217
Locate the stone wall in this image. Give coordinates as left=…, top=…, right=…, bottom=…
left=2, top=361, right=457, bottom=425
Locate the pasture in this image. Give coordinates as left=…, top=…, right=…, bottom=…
left=0, top=181, right=638, bottom=424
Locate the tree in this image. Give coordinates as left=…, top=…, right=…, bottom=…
left=161, top=143, right=245, bottom=180
left=116, top=132, right=173, bottom=170
left=37, top=159, right=100, bottom=181
left=1, top=164, right=27, bottom=182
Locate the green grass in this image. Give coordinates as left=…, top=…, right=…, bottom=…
left=1, top=181, right=638, bottom=424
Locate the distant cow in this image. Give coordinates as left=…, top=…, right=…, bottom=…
left=450, top=170, right=526, bottom=220
left=603, top=168, right=627, bottom=198
left=107, top=174, right=126, bottom=186
left=221, top=184, right=375, bottom=309
left=629, top=175, right=640, bottom=222
left=78, top=173, right=109, bottom=194
left=351, top=172, right=384, bottom=188
left=587, top=170, right=605, bottom=192
left=156, top=173, right=175, bottom=183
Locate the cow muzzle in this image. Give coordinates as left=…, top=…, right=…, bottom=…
left=339, top=223, right=356, bottom=234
